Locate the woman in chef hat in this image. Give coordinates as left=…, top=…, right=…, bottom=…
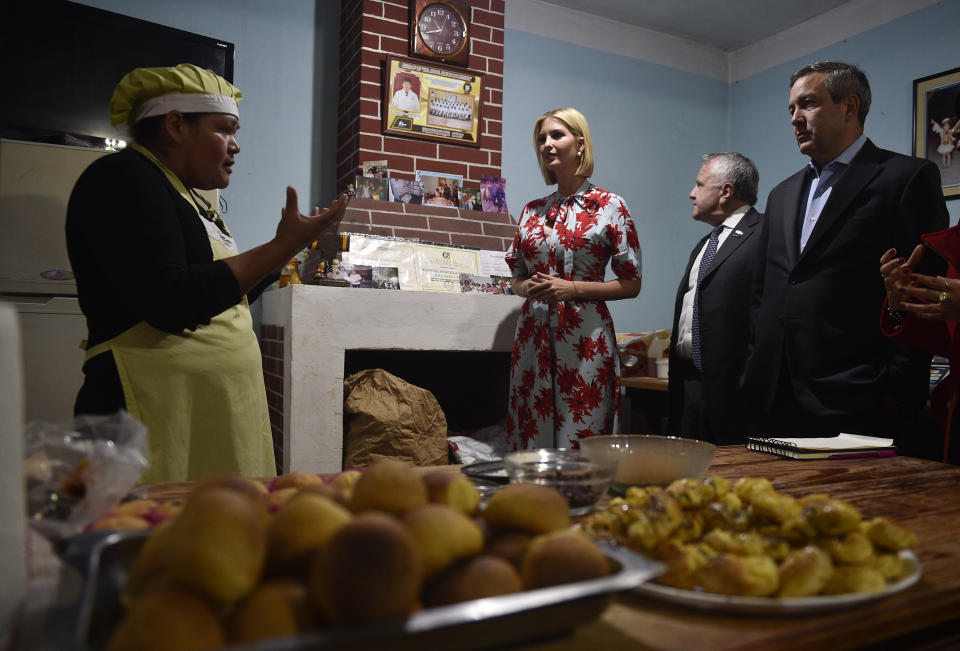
left=66, top=63, right=346, bottom=482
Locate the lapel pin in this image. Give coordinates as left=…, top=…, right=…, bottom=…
left=732, top=230, right=744, bottom=237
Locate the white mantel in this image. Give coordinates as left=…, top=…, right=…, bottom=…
left=261, top=285, right=523, bottom=473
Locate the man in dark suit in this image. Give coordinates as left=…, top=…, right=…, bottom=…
left=743, top=61, right=949, bottom=440
left=668, top=152, right=763, bottom=444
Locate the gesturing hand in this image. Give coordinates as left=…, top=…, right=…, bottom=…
left=880, top=244, right=924, bottom=310
left=276, top=187, right=347, bottom=251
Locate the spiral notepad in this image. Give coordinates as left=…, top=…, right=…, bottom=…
left=745, top=434, right=895, bottom=460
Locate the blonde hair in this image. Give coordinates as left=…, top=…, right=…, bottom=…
left=533, top=107, right=594, bottom=185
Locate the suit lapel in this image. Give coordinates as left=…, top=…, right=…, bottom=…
left=700, top=208, right=760, bottom=282
left=798, top=140, right=882, bottom=264
left=780, top=171, right=807, bottom=268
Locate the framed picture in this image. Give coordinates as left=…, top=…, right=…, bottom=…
left=416, top=170, right=462, bottom=207
left=360, top=159, right=389, bottom=179
left=458, top=187, right=482, bottom=211
left=913, top=66, right=960, bottom=198
left=383, top=55, right=483, bottom=147
left=480, top=176, right=507, bottom=213
left=389, top=178, right=425, bottom=205
left=354, top=176, right=389, bottom=201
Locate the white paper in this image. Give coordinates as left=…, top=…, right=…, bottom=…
left=345, top=236, right=422, bottom=291
left=769, top=433, right=894, bottom=450
left=477, top=249, right=512, bottom=277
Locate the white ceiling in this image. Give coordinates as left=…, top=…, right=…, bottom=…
left=535, top=0, right=854, bottom=51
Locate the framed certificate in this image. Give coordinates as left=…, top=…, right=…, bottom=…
left=416, top=243, right=479, bottom=292
left=383, top=55, right=483, bottom=147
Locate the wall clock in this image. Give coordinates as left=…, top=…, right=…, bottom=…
left=410, top=0, right=470, bottom=66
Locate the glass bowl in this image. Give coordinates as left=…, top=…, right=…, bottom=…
left=503, top=448, right=617, bottom=516
left=579, top=435, right=716, bottom=493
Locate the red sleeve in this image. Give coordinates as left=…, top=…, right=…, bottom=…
left=880, top=297, right=951, bottom=358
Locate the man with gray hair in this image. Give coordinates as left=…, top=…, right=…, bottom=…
left=743, top=61, right=948, bottom=445
left=668, top=152, right=763, bottom=443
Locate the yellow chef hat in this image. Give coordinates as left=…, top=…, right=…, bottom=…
left=109, top=63, right=243, bottom=127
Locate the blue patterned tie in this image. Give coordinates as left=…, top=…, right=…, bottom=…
left=692, top=224, right=724, bottom=371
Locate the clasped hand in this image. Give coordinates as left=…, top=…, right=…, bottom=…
left=276, top=186, right=347, bottom=251
left=525, top=272, right=577, bottom=303
left=880, top=245, right=960, bottom=321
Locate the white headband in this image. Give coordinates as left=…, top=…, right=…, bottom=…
left=134, top=93, right=239, bottom=123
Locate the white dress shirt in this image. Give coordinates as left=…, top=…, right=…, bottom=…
left=799, top=133, right=866, bottom=251
left=393, top=88, right=420, bottom=112
left=676, top=205, right=751, bottom=360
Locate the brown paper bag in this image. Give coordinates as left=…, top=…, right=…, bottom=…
left=343, top=368, right=448, bottom=468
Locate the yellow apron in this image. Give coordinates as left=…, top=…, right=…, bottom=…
left=85, top=144, right=276, bottom=483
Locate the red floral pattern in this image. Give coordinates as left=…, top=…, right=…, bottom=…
left=504, top=183, right=642, bottom=449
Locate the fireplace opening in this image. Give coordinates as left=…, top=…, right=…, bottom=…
left=343, top=349, right=511, bottom=434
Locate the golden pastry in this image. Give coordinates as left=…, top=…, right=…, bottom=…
left=777, top=545, right=834, bottom=597
left=803, top=497, right=863, bottom=536
left=863, top=517, right=918, bottom=551
left=697, top=554, right=779, bottom=597
left=819, top=531, right=874, bottom=565
left=822, top=564, right=887, bottom=595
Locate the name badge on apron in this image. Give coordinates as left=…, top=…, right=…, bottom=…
left=200, top=216, right=238, bottom=254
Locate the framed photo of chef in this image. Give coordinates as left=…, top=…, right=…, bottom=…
left=913, top=66, right=960, bottom=197
left=383, top=55, right=483, bottom=147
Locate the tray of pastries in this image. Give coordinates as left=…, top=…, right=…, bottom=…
left=580, top=476, right=920, bottom=615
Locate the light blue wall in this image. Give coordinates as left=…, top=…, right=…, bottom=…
left=502, top=31, right=729, bottom=333
left=74, top=0, right=341, bottom=251
left=73, top=0, right=960, bottom=334
left=730, top=0, right=960, bottom=225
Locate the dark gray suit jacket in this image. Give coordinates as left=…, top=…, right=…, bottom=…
left=668, top=207, right=763, bottom=442
left=743, top=139, right=949, bottom=428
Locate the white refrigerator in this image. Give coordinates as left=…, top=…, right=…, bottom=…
left=0, top=139, right=107, bottom=422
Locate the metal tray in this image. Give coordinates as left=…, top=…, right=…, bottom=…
left=65, top=529, right=663, bottom=650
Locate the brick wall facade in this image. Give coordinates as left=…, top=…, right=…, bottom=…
left=337, top=0, right=512, bottom=250
left=260, top=324, right=285, bottom=475
left=339, top=196, right=515, bottom=250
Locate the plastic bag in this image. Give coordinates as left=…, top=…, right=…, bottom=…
left=616, top=330, right=670, bottom=377
left=24, top=411, right=149, bottom=541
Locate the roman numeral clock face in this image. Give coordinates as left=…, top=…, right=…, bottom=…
left=417, top=3, right=466, bottom=60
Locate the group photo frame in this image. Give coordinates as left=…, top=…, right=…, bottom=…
left=382, top=55, right=483, bottom=147
left=913, top=66, right=960, bottom=198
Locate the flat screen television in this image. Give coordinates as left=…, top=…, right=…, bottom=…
left=1, top=1, right=235, bottom=146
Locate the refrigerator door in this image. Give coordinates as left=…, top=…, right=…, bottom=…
left=4, top=296, right=87, bottom=423
left=0, top=304, right=27, bottom=643
left=0, top=139, right=109, bottom=296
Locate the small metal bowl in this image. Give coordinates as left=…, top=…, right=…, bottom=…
left=503, top=448, right=617, bottom=516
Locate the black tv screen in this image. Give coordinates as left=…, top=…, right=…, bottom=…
left=1, top=1, right=235, bottom=145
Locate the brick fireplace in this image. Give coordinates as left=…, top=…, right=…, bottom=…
left=335, top=0, right=511, bottom=247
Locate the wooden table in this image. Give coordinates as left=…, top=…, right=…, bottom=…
left=621, top=376, right=669, bottom=392
left=143, top=448, right=960, bottom=650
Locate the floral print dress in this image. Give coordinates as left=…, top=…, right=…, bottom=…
left=505, top=181, right=642, bottom=449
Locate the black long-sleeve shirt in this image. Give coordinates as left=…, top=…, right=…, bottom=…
left=65, top=147, right=274, bottom=413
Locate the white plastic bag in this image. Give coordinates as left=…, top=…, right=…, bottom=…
left=25, top=411, right=149, bottom=541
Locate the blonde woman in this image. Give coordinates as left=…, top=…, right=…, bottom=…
left=505, top=108, right=642, bottom=449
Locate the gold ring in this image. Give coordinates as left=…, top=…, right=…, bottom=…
left=939, top=290, right=949, bottom=304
